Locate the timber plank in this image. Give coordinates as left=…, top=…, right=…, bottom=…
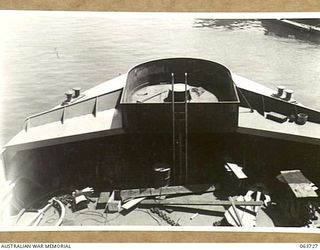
left=120, top=184, right=218, bottom=201
left=96, top=192, right=110, bottom=209
left=139, top=199, right=263, bottom=206
left=122, top=197, right=146, bottom=210
left=288, top=183, right=318, bottom=198
left=280, top=170, right=318, bottom=198
left=226, top=163, right=248, bottom=179
left=281, top=170, right=312, bottom=184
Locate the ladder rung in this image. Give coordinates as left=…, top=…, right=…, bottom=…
left=175, top=122, right=186, bottom=127
left=175, top=116, right=185, bottom=120
left=175, top=112, right=185, bottom=116
left=175, top=105, right=185, bottom=111
left=175, top=117, right=185, bottom=120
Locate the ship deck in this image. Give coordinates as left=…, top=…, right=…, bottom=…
left=5, top=106, right=319, bottom=152
left=14, top=192, right=277, bottom=227
left=129, top=84, right=219, bottom=103
left=238, top=107, right=320, bottom=145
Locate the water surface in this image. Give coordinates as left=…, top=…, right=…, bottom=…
left=0, top=12, right=319, bottom=147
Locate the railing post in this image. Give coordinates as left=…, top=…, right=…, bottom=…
left=24, top=119, right=29, bottom=132
left=61, top=107, right=66, bottom=124
left=93, top=97, right=98, bottom=117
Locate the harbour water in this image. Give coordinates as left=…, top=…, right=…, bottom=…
left=0, top=12, right=319, bottom=148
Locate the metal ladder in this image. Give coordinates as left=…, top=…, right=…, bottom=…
left=171, top=73, right=189, bottom=185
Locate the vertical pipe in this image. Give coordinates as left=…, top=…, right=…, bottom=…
left=171, top=73, right=176, bottom=184
left=184, top=72, right=188, bottom=184
left=179, top=132, right=182, bottom=183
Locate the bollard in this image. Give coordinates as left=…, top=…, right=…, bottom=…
left=284, top=89, right=294, bottom=101
left=65, top=90, right=73, bottom=102
left=275, top=86, right=285, bottom=97
left=73, top=87, right=81, bottom=98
